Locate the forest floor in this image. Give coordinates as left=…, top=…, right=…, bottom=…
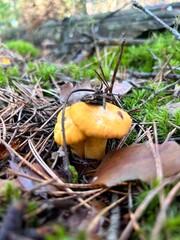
left=0, top=30, right=180, bottom=240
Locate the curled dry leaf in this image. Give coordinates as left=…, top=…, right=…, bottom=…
left=0, top=57, right=11, bottom=66
left=0, top=140, right=20, bottom=161
left=91, top=141, right=180, bottom=187
left=59, top=79, right=92, bottom=103
left=163, top=102, right=180, bottom=116
left=9, top=161, right=57, bottom=197
left=112, top=81, right=132, bottom=95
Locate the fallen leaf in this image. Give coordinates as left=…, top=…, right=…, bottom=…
left=163, top=102, right=180, bottom=116
left=59, top=82, right=72, bottom=102
left=9, top=161, right=57, bottom=197
left=0, top=57, right=11, bottom=66
left=9, top=161, right=38, bottom=191
left=91, top=141, right=180, bottom=187
left=112, top=81, right=132, bottom=95
left=0, top=140, right=20, bottom=160
left=59, top=79, right=92, bottom=103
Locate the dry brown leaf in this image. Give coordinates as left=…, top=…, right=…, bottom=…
left=112, top=81, right=132, bottom=95
left=91, top=141, right=180, bottom=187
left=0, top=57, right=11, bottom=66
left=0, top=140, right=20, bottom=160
left=9, top=161, right=57, bottom=197
left=163, top=102, right=180, bottom=116
left=59, top=79, right=92, bottom=103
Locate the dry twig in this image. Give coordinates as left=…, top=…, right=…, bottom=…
left=132, top=0, right=180, bottom=41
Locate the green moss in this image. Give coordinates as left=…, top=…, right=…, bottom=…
left=2, top=182, right=20, bottom=203
left=123, top=83, right=180, bottom=143
left=0, top=66, right=20, bottom=86
left=0, top=182, right=21, bottom=219
left=1, top=61, right=57, bottom=88
left=133, top=183, right=180, bottom=240
left=122, top=44, right=153, bottom=72
left=61, top=60, right=111, bottom=81
left=6, top=66, right=20, bottom=77
left=0, top=68, right=7, bottom=86
left=165, top=215, right=180, bottom=232
left=26, top=200, right=39, bottom=226
left=36, top=62, right=56, bottom=80
left=121, top=32, right=180, bottom=72
left=26, top=61, right=57, bottom=88
left=5, top=40, right=40, bottom=57
left=61, top=62, right=97, bottom=80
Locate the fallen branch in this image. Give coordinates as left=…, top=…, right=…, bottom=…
left=65, top=37, right=150, bottom=46
left=128, top=71, right=180, bottom=80
left=132, top=0, right=180, bottom=41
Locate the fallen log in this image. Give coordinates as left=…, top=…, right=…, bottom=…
left=1, top=2, right=180, bottom=61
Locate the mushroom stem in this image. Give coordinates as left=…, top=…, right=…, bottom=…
left=70, top=138, right=107, bottom=160
left=84, top=137, right=107, bottom=160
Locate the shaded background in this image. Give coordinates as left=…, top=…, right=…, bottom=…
left=0, top=0, right=179, bottom=31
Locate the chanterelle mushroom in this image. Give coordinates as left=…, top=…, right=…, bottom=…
left=54, top=102, right=132, bottom=160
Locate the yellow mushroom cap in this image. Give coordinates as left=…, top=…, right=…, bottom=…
left=54, top=106, right=85, bottom=146
left=54, top=102, right=132, bottom=160
left=70, top=101, right=132, bottom=139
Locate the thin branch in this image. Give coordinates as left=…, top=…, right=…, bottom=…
left=109, top=38, right=126, bottom=93
left=132, top=0, right=180, bottom=41
left=139, top=79, right=180, bottom=107
left=61, top=89, right=95, bottom=179
left=99, top=66, right=109, bottom=87
left=71, top=188, right=108, bottom=212
left=147, top=126, right=163, bottom=181
left=127, top=71, right=180, bottom=81
left=88, top=195, right=127, bottom=233
left=164, top=128, right=177, bottom=142
left=94, top=69, right=109, bottom=88
left=106, top=193, right=121, bottom=240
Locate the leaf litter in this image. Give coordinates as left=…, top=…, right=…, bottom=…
left=92, top=141, right=180, bottom=187
left=0, top=43, right=179, bottom=240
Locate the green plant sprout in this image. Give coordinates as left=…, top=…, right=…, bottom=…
left=69, top=165, right=78, bottom=184
left=0, top=182, right=20, bottom=219
left=46, top=226, right=86, bottom=240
